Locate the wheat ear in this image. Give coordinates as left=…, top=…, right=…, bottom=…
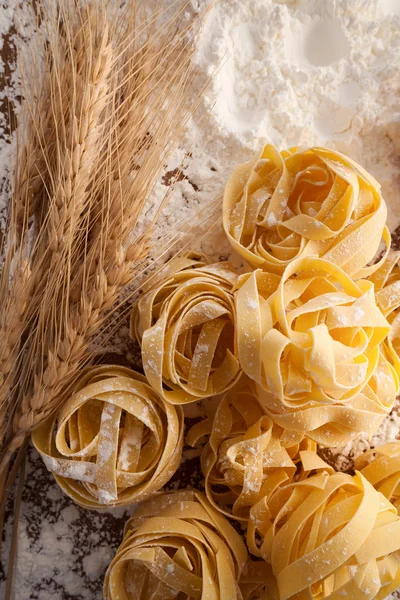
left=0, top=1, right=114, bottom=456
left=0, top=259, right=33, bottom=444
left=9, top=2, right=201, bottom=447
left=0, top=1, right=112, bottom=414
left=1, top=1, right=209, bottom=471
left=0, top=5, right=54, bottom=427
left=44, top=5, right=112, bottom=259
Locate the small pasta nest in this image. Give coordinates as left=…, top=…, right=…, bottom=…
left=104, top=490, right=248, bottom=600
left=355, top=441, right=400, bottom=513
left=247, top=453, right=400, bottom=600
left=187, top=380, right=316, bottom=521
left=223, top=144, right=389, bottom=277
left=32, top=365, right=184, bottom=508
left=132, top=253, right=241, bottom=404
left=235, top=256, right=398, bottom=446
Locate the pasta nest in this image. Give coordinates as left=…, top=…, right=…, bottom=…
left=247, top=453, right=400, bottom=600
left=32, top=365, right=183, bottom=508
left=368, top=250, right=400, bottom=377
left=104, top=490, right=248, bottom=600
left=235, top=256, right=397, bottom=446
left=355, top=441, right=400, bottom=513
left=187, top=380, right=316, bottom=521
left=132, top=253, right=241, bottom=404
left=223, top=145, right=390, bottom=277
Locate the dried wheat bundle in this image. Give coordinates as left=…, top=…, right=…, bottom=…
left=0, top=0, right=209, bottom=482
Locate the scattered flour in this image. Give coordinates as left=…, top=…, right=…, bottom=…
left=0, top=448, right=131, bottom=600
left=192, top=0, right=400, bottom=231
left=328, top=400, right=400, bottom=468
left=1, top=0, right=400, bottom=599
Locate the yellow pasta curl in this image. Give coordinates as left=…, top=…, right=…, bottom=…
left=368, top=250, right=400, bottom=377
left=132, top=254, right=241, bottom=404
left=187, top=380, right=316, bottom=521
left=235, top=256, right=397, bottom=446
left=223, top=144, right=390, bottom=276
left=239, top=559, right=278, bottom=600
left=355, top=441, right=400, bottom=513
left=247, top=454, right=400, bottom=600
left=104, top=490, right=248, bottom=600
left=32, top=365, right=183, bottom=508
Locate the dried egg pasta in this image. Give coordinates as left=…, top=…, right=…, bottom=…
left=132, top=256, right=241, bottom=404
left=368, top=250, right=400, bottom=378
left=187, top=380, right=316, bottom=521
left=248, top=453, right=400, bottom=600
left=235, top=256, right=397, bottom=445
left=355, top=441, right=400, bottom=513
left=32, top=365, right=183, bottom=508
left=239, top=559, right=278, bottom=600
left=104, top=490, right=248, bottom=600
left=223, top=145, right=390, bottom=277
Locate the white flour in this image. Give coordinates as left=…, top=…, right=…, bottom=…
left=1, top=0, right=400, bottom=598
left=192, top=0, right=400, bottom=230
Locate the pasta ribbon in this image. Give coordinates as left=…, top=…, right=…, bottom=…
left=239, top=559, right=278, bottom=600
left=248, top=453, right=400, bottom=600
left=355, top=441, right=400, bottom=513
left=235, top=256, right=397, bottom=445
left=223, top=144, right=390, bottom=277
left=32, top=365, right=183, bottom=508
left=187, top=380, right=316, bottom=521
left=132, top=255, right=241, bottom=404
left=368, top=250, right=400, bottom=378
left=104, top=490, right=248, bottom=600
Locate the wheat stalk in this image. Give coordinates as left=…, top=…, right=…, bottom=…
left=0, top=1, right=113, bottom=456
left=0, top=0, right=208, bottom=468
left=44, top=5, right=112, bottom=260
left=0, top=6, right=50, bottom=431
left=13, top=3, right=70, bottom=243
left=0, top=258, right=33, bottom=445
left=0, top=106, right=45, bottom=443
left=0, top=1, right=114, bottom=442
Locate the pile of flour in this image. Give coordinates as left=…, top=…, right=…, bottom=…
left=190, top=0, right=400, bottom=230
left=1, top=0, right=400, bottom=598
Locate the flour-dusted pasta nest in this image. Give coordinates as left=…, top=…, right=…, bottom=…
left=132, top=253, right=241, bottom=404
left=187, top=380, right=316, bottom=521
left=223, top=144, right=390, bottom=277
left=355, top=441, right=400, bottom=513
left=235, top=255, right=398, bottom=446
left=369, top=250, right=400, bottom=377
left=32, top=365, right=184, bottom=508
left=247, top=453, right=400, bottom=600
left=104, top=490, right=248, bottom=600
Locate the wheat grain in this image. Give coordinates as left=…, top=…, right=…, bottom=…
left=1, top=0, right=209, bottom=472
left=0, top=258, right=34, bottom=444
left=44, top=6, right=112, bottom=260
left=0, top=1, right=112, bottom=452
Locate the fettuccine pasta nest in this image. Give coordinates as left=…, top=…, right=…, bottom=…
left=223, top=144, right=390, bottom=276
left=132, top=254, right=241, bottom=404
left=104, top=490, right=248, bottom=600
left=32, top=365, right=184, bottom=508
left=355, top=441, right=400, bottom=513
left=187, top=380, right=316, bottom=521
left=236, top=256, right=398, bottom=445
left=248, top=452, right=400, bottom=600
